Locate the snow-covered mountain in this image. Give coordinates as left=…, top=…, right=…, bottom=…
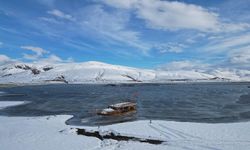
left=0, top=61, right=249, bottom=84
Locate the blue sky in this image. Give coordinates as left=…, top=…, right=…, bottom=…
left=0, top=0, right=250, bottom=69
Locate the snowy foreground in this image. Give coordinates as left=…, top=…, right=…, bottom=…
left=0, top=61, right=250, bottom=84
left=1, top=101, right=250, bottom=150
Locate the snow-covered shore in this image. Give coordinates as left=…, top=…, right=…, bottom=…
left=1, top=101, right=250, bottom=150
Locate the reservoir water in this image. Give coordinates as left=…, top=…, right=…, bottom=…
left=0, top=82, right=250, bottom=126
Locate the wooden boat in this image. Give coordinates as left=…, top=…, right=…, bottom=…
left=97, top=102, right=136, bottom=116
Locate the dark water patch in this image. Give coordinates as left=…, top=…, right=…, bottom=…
left=0, top=93, right=27, bottom=97
left=104, top=84, right=117, bottom=87
left=104, top=83, right=161, bottom=87
left=0, top=82, right=250, bottom=125
left=240, top=111, right=250, bottom=119
left=236, top=94, right=250, bottom=104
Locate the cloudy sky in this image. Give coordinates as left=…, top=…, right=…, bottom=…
left=0, top=0, right=250, bottom=69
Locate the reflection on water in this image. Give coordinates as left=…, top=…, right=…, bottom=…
left=0, top=91, right=6, bottom=95
left=0, top=82, right=250, bottom=126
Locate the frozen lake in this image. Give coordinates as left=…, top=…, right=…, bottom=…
left=0, top=82, right=250, bottom=126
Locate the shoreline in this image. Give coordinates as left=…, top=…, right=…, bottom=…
left=0, top=80, right=249, bottom=87
left=1, top=101, right=250, bottom=150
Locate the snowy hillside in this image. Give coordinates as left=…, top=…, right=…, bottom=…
left=0, top=61, right=249, bottom=84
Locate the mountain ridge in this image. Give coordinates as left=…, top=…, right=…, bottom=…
left=0, top=61, right=249, bottom=84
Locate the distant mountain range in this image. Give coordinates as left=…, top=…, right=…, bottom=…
left=0, top=61, right=249, bottom=84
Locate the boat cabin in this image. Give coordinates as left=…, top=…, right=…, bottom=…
left=97, top=102, right=136, bottom=116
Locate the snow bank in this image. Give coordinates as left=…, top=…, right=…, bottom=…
left=0, top=115, right=99, bottom=150
left=81, top=120, right=250, bottom=150
left=1, top=113, right=250, bottom=150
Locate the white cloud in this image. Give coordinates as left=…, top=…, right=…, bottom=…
left=21, top=46, right=48, bottom=56
left=22, top=54, right=39, bottom=60
left=221, top=23, right=250, bottom=32
left=39, top=17, right=60, bottom=24
left=155, top=43, right=185, bottom=53
left=228, top=46, right=250, bottom=68
left=79, top=5, right=149, bottom=54
left=47, top=9, right=75, bottom=21
left=0, top=55, right=10, bottom=62
left=159, top=60, right=210, bottom=71
left=21, top=46, right=49, bottom=60
left=103, top=0, right=249, bottom=32
left=39, top=5, right=151, bottom=55
left=0, top=54, right=14, bottom=65
left=20, top=46, right=68, bottom=63
left=137, top=0, right=218, bottom=32
left=104, top=0, right=138, bottom=9
left=65, top=57, right=74, bottom=63
left=205, top=33, right=250, bottom=52
left=198, top=33, right=250, bottom=70
left=48, top=54, right=62, bottom=62
left=36, top=55, right=75, bottom=64
left=38, top=54, right=62, bottom=63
